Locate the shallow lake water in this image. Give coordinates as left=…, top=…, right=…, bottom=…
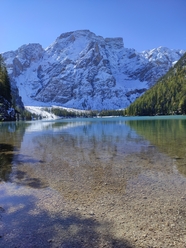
left=0, top=116, right=186, bottom=247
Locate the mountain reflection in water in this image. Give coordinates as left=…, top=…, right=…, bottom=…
left=0, top=117, right=186, bottom=248
left=0, top=116, right=186, bottom=193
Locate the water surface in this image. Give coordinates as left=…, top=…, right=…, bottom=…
left=0, top=116, right=186, bottom=247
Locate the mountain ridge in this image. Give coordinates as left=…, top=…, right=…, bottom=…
left=2, top=30, right=185, bottom=110
left=126, top=52, right=186, bottom=116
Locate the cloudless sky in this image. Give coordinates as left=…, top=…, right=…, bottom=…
left=1, top=0, right=186, bottom=53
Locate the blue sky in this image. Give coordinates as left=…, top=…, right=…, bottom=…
left=1, top=0, right=186, bottom=53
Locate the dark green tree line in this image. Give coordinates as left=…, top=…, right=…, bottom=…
left=0, top=54, right=12, bottom=102
left=126, top=53, right=186, bottom=116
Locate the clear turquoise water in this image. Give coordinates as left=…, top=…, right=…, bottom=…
left=0, top=116, right=186, bottom=247
left=1, top=116, right=186, bottom=183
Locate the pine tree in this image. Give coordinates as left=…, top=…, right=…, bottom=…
left=0, top=54, right=12, bottom=102
left=126, top=52, right=186, bottom=116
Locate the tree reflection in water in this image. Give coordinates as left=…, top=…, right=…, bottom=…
left=0, top=143, right=14, bottom=181
left=126, top=117, right=186, bottom=177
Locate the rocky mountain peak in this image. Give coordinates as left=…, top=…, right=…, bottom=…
left=105, top=37, right=124, bottom=50
left=17, top=43, right=44, bottom=63
left=2, top=30, right=185, bottom=110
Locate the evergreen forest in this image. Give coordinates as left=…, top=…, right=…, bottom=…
left=126, top=52, right=186, bottom=116
left=0, top=54, right=12, bottom=102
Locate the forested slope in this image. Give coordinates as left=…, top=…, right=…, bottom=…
left=0, top=54, right=15, bottom=121
left=126, top=52, right=186, bottom=116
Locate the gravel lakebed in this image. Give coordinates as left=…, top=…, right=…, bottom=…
left=0, top=145, right=186, bottom=248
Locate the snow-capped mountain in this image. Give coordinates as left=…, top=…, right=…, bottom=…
left=3, top=30, right=185, bottom=110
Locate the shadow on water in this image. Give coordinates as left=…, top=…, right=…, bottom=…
left=0, top=145, right=46, bottom=188
left=14, top=153, right=45, bottom=164
left=0, top=122, right=31, bottom=182
left=0, top=122, right=48, bottom=188
left=0, top=144, right=14, bottom=181
left=126, top=117, right=186, bottom=177
left=15, top=169, right=47, bottom=189
left=0, top=193, right=134, bottom=248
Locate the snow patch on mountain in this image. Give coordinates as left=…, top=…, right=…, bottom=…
left=25, top=105, right=88, bottom=120
left=3, top=30, right=185, bottom=110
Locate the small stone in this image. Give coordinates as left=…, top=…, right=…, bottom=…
left=183, top=235, right=186, bottom=242
left=0, top=207, right=5, bottom=212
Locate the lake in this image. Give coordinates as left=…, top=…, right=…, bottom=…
left=0, top=116, right=186, bottom=247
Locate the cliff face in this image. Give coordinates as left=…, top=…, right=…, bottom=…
left=0, top=96, right=15, bottom=121
left=3, top=30, right=185, bottom=110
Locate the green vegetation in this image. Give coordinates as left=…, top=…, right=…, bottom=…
left=50, top=108, right=83, bottom=117
left=16, top=109, right=33, bottom=121
left=99, top=109, right=126, bottom=117
left=126, top=52, right=186, bottom=116
left=0, top=54, right=15, bottom=121
left=0, top=55, right=34, bottom=121
left=0, top=54, right=12, bottom=102
left=43, top=107, right=126, bottom=118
